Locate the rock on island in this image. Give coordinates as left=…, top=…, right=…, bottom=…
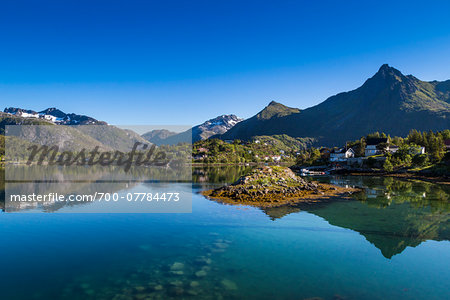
left=202, top=166, right=359, bottom=207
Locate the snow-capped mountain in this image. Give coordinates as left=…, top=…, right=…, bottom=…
left=193, top=114, right=243, bottom=140
left=141, top=114, right=243, bottom=145
left=3, top=107, right=106, bottom=125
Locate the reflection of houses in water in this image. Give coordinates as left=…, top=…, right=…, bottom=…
left=365, top=187, right=386, bottom=199
left=363, top=186, right=393, bottom=202
left=193, top=169, right=209, bottom=182
left=329, top=176, right=363, bottom=188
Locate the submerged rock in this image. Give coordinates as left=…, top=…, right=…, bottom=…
left=221, top=279, right=238, bottom=290
left=187, top=289, right=199, bottom=296
left=195, top=270, right=207, bottom=277
left=170, top=262, right=184, bottom=271
left=214, top=242, right=228, bottom=249
left=201, top=266, right=211, bottom=272
left=195, top=256, right=212, bottom=265
left=153, top=285, right=163, bottom=291
left=169, top=280, right=183, bottom=287
left=170, top=270, right=184, bottom=275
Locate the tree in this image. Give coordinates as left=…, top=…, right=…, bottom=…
left=407, top=129, right=423, bottom=146
left=376, top=142, right=389, bottom=154
left=428, top=136, right=444, bottom=162
left=347, top=138, right=365, bottom=157
left=383, top=156, right=394, bottom=172
left=412, top=154, right=429, bottom=167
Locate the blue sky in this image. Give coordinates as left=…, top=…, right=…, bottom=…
left=1, top=0, right=450, bottom=126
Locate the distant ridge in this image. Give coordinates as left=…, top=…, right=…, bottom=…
left=142, top=129, right=177, bottom=146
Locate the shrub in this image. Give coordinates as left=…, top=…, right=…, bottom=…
left=383, top=157, right=394, bottom=172
left=412, top=154, right=429, bottom=167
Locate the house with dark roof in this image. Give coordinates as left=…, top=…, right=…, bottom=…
left=330, top=148, right=355, bottom=162
left=365, top=138, right=388, bottom=157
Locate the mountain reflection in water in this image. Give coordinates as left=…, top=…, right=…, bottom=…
left=194, top=168, right=449, bottom=259
left=1, top=166, right=449, bottom=259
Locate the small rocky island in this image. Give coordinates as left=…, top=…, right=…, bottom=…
left=202, top=166, right=359, bottom=207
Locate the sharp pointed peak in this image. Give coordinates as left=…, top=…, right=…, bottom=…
left=379, top=63, right=392, bottom=71
left=268, top=100, right=281, bottom=106
left=375, top=64, right=403, bottom=75
left=369, top=64, right=408, bottom=84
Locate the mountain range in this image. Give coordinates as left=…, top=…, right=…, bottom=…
left=142, top=114, right=243, bottom=145
left=2, top=64, right=449, bottom=147
left=4, top=107, right=106, bottom=125
left=219, top=64, right=450, bottom=146
left=1, top=108, right=151, bottom=152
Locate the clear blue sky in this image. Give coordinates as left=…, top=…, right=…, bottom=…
left=1, top=0, right=449, bottom=126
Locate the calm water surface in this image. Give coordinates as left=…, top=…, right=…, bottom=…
left=0, top=166, right=449, bottom=300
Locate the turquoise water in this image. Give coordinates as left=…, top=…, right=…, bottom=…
left=0, top=169, right=449, bottom=299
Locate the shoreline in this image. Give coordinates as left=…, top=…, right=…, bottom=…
left=342, top=171, right=449, bottom=185
left=192, top=162, right=294, bottom=167
left=192, top=163, right=449, bottom=185
left=202, top=183, right=360, bottom=208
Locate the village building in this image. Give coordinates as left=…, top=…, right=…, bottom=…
left=330, top=148, right=355, bottom=162
left=193, top=154, right=207, bottom=160
left=386, top=145, right=399, bottom=153
left=365, top=138, right=388, bottom=156
left=408, top=146, right=426, bottom=155
left=271, top=155, right=281, bottom=162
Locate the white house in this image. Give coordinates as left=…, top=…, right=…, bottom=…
left=365, top=138, right=388, bottom=157
left=271, top=155, right=281, bottom=162
left=330, top=148, right=355, bottom=162
left=409, top=146, right=426, bottom=155
left=387, top=145, right=399, bottom=153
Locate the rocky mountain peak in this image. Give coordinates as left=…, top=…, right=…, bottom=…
left=371, top=64, right=408, bottom=83
left=200, top=114, right=243, bottom=130
left=3, top=107, right=105, bottom=125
